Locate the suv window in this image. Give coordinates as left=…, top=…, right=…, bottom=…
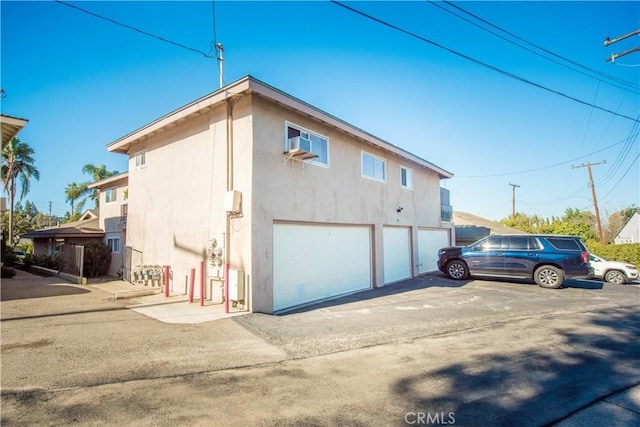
left=506, top=236, right=539, bottom=250
left=480, top=236, right=503, bottom=250
left=546, top=237, right=584, bottom=251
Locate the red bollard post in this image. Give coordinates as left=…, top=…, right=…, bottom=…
left=199, top=261, right=205, bottom=307
left=189, top=268, right=195, bottom=303
left=164, top=266, right=170, bottom=298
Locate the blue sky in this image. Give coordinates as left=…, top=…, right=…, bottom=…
left=1, top=1, right=638, bottom=221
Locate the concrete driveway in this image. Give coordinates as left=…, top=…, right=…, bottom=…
left=1, top=271, right=639, bottom=426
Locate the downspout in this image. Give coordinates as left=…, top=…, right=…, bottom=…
left=224, top=96, right=234, bottom=314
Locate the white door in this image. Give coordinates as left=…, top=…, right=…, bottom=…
left=273, top=223, right=372, bottom=312
left=417, top=229, right=450, bottom=274
left=383, top=226, right=411, bottom=284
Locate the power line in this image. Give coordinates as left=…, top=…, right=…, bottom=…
left=330, top=1, right=640, bottom=123
left=599, top=152, right=639, bottom=202
left=455, top=136, right=630, bottom=179
left=429, top=0, right=639, bottom=92
left=526, top=1, right=606, bottom=38
left=597, top=116, right=639, bottom=186
left=54, top=0, right=215, bottom=59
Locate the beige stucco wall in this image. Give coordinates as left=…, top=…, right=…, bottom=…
left=97, top=176, right=128, bottom=276
left=125, top=98, right=254, bottom=299
left=249, top=94, right=444, bottom=312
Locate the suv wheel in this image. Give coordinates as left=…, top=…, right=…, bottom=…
left=534, top=265, right=564, bottom=289
left=604, top=270, right=626, bottom=284
left=446, top=260, right=469, bottom=280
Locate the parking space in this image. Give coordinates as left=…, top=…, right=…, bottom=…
left=235, top=273, right=639, bottom=358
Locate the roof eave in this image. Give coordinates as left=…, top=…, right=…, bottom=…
left=106, top=75, right=453, bottom=178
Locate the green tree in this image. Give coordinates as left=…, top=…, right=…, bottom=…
left=1, top=138, right=40, bottom=244
left=80, top=163, right=118, bottom=209
left=500, top=212, right=549, bottom=234
left=1, top=201, right=39, bottom=242
left=64, top=181, right=88, bottom=215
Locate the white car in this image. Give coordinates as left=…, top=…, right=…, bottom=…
left=589, top=254, right=638, bottom=284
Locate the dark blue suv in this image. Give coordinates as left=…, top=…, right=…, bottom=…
left=437, top=234, right=592, bottom=288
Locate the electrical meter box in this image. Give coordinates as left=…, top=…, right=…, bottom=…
left=228, top=269, right=244, bottom=301
left=224, top=191, right=242, bottom=213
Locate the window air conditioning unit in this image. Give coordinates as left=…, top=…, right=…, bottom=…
left=288, top=136, right=312, bottom=154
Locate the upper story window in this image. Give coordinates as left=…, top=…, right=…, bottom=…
left=135, top=150, right=147, bottom=169
left=401, top=167, right=413, bottom=189
left=285, top=122, right=329, bottom=166
left=104, top=188, right=117, bottom=204
left=362, top=151, right=386, bottom=182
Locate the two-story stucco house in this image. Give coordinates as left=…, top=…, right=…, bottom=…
left=106, top=76, right=453, bottom=314
left=87, top=172, right=128, bottom=277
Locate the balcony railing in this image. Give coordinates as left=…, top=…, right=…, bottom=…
left=120, top=203, right=128, bottom=224
left=441, top=204, right=453, bottom=222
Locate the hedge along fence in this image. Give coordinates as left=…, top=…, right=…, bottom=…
left=585, top=242, right=640, bottom=267
left=27, top=242, right=112, bottom=280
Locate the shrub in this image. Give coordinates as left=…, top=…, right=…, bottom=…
left=28, top=253, right=61, bottom=270
left=586, top=241, right=640, bottom=266
left=83, top=240, right=112, bottom=278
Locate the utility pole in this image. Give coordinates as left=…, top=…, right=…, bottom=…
left=48, top=201, right=52, bottom=227
left=604, top=29, right=640, bottom=62
left=571, top=161, right=606, bottom=243
left=509, top=183, right=520, bottom=221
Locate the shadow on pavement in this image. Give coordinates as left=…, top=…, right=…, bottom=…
left=392, top=306, right=640, bottom=426
left=0, top=277, right=90, bottom=301
left=280, top=273, right=470, bottom=315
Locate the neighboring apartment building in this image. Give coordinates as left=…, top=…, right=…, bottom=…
left=106, top=76, right=453, bottom=314
left=87, top=172, right=128, bottom=277
left=614, top=211, right=640, bottom=244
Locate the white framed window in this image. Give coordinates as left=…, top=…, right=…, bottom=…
left=107, top=236, right=120, bottom=254
left=361, top=151, right=386, bottom=182
left=401, top=167, right=413, bottom=189
left=134, top=150, right=147, bottom=169
left=285, top=122, right=329, bottom=167
left=104, top=187, right=117, bottom=204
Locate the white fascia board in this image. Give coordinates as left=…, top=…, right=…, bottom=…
left=87, top=172, right=129, bottom=189
left=106, top=78, right=252, bottom=154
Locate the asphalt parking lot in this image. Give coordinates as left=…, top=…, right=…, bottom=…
left=1, top=271, right=639, bottom=426
left=237, top=273, right=640, bottom=358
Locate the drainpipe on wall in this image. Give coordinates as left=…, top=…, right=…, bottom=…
left=224, top=96, right=235, bottom=314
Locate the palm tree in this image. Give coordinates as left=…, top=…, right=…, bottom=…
left=1, top=138, right=40, bottom=244
left=81, top=163, right=118, bottom=209
left=64, top=182, right=88, bottom=216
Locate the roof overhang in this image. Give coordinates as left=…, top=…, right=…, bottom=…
left=20, top=229, right=105, bottom=239
left=107, top=76, right=453, bottom=179
left=87, top=171, right=129, bottom=190
left=1, top=114, right=28, bottom=149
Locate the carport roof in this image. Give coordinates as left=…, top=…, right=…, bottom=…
left=20, top=217, right=104, bottom=239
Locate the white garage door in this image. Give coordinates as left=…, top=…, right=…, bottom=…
left=417, top=228, right=450, bottom=274
left=383, top=226, right=412, bottom=284
left=273, top=223, right=372, bottom=312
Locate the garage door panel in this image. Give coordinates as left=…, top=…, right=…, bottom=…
left=273, top=224, right=371, bottom=311
left=383, top=226, right=411, bottom=284
left=418, top=229, right=450, bottom=274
